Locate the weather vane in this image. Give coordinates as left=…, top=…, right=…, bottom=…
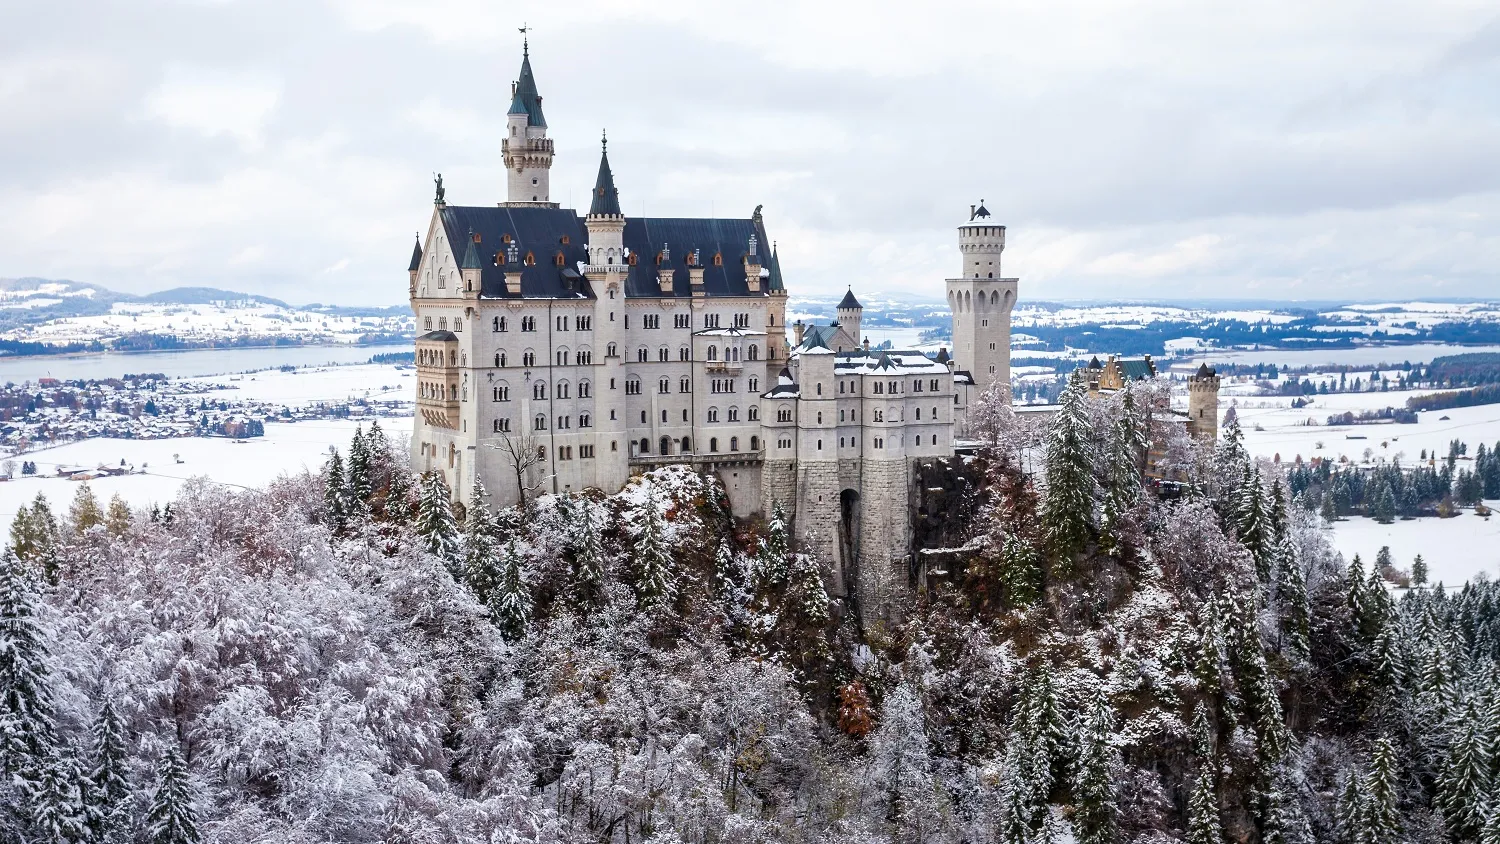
left=519, top=22, right=529, bottom=54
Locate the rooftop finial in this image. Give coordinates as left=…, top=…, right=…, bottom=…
left=601, top=128, right=607, bottom=153
left=519, top=23, right=529, bottom=55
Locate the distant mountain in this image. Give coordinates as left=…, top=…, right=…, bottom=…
left=138, top=287, right=291, bottom=308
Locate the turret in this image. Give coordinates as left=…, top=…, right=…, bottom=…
left=946, top=199, right=1018, bottom=395
left=584, top=133, right=625, bottom=268
left=1188, top=362, right=1222, bottom=442
left=459, top=229, right=482, bottom=296
left=501, top=39, right=555, bottom=206
left=407, top=236, right=422, bottom=294
left=836, top=287, right=862, bottom=347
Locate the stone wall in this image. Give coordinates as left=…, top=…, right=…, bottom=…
left=855, top=458, right=913, bottom=626
left=794, top=458, right=844, bottom=596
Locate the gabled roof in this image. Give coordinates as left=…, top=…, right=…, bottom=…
left=1118, top=358, right=1157, bottom=381
left=417, top=330, right=457, bottom=341
left=767, top=244, right=785, bottom=293
left=408, top=238, right=423, bottom=272
left=1195, top=362, right=1217, bottom=378
left=837, top=287, right=862, bottom=310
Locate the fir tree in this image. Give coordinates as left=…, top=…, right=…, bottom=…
left=104, top=494, right=132, bottom=538
left=67, top=483, right=103, bottom=536
left=323, top=449, right=349, bottom=534
left=1234, top=464, right=1274, bottom=580
left=1438, top=700, right=1490, bottom=839
left=633, top=495, right=676, bottom=613
left=30, top=745, right=90, bottom=843
left=415, top=472, right=461, bottom=571
left=998, top=533, right=1042, bottom=607
left=1274, top=533, right=1311, bottom=661
left=462, top=478, right=498, bottom=602
left=1071, top=685, right=1119, bottom=844
left=347, top=425, right=373, bottom=507
left=1338, top=773, right=1370, bottom=844
left=0, top=548, right=55, bottom=775
left=1365, top=736, right=1400, bottom=844
left=1041, top=372, right=1096, bottom=563
left=783, top=550, right=830, bottom=629
left=711, top=536, right=741, bottom=614
left=1321, top=491, right=1338, bottom=524
left=756, top=503, right=790, bottom=589
left=571, top=499, right=606, bottom=611
left=1186, top=760, right=1224, bottom=844
left=489, top=538, right=531, bottom=641
left=1373, top=483, right=1396, bottom=524
left=867, top=682, right=939, bottom=839
left=89, top=697, right=130, bottom=841
left=1099, top=391, right=1143, bottom=558
left=1412, top=554, right=1428, bottom=587
left=23, top=495, right=60, bottom=583
left=144, top=746, right=199, bottom=844
left=383, top=468, right=413, bottom=525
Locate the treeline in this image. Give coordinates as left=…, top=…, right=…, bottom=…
left=1287, top=437, right=1500, bottom=521
left=1408, top=384, right=1500, bottom=413
left=1326, top=407, right=1419, bottom=425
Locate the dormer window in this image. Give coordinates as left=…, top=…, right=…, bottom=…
left=524, top=251, right=535, bottom=266
left=501, top=233, right=512, bottom=244
left=555, top=252, right=565, bottom=266
left=628, top=253, right=639, bottom=266
left=560, top=235, right=571, bottom=245
left=713, top=252, right=723, bottom=267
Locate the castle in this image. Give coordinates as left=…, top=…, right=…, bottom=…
left=408, top=42, right=1185, bottom=616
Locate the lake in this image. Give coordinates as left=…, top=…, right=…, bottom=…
left=1187, top=343, right=1500, bottom=369
left=0, top=343, right=410, bottom=383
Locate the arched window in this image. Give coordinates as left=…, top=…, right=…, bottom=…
left=533, top=382, right=547, bottom=400
left=681, top=436, right=692, bottom=452
left=748, top=344, right=759, bottom=361
left=607, top=342, right=617, bottom=357
left=637, top=347, right=648, bottom=362
left=639, top=437, right=651, bottom=454
left=729, top=436, right=738, bottom=451
left=710, top=437, right=719, bottom=452
left=748, top=406, right=759, bottom=421
left=495, top=352, right=506, bottom=368
left=659, top=436, right=670, bottom=455
left=728, top=407, right=739, bottom=422
left=679, top=346, right=691, bottom=361
left=534, top=413, right=547, bottom=430
left=659, top=377, right=670, bottom=394
left=679, top=377, right=690, bottom=392
left=707, top=345, right=718, bottom=361
left=750, top=436, right=759, bottom=450
left=707, top=407, right=719, bottom=422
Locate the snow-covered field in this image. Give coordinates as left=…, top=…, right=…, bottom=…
left=4, top=300, right=412, bottom=345
left=0, top=417, right=410, bottom=520
left=183, top=363, right=414, bottom=407
left=1324, top=511, right=1500, bottom=586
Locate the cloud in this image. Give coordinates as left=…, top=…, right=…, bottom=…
left=0, top=0, right=1497, bottom=304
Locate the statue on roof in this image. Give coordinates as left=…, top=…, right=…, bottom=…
left=433, top=173, right=445, bottom=204
left=753, top=204, right=763, bottom=223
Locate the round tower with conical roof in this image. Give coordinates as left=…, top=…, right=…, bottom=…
left=946, top=200, right=1017, bottom=398
left=501, top=38, right=555, bottom=206
left=836, top=287, right=862, bottom=347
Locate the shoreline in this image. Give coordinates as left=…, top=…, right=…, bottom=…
left=0, top=338, right=412, bottom=362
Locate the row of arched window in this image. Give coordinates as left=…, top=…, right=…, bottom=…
left=949, top=288, right=1012, bottom=312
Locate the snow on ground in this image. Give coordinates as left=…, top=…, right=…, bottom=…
left=1238, top=395, right=1500, bottom=466
left=1324, top=509, right=1500, bottom=587
left=0, top=418, right=411, bottom=520
left=1186, top=344, right=1500, bottom=368
left=4, top=300, right=413, bottom=345
left=183, top=363, right=414, bottom=408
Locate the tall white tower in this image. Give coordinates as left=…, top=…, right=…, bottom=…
left=501, top=39, right=556, bottom=206
left=946, top=201, right=1017, bottom=397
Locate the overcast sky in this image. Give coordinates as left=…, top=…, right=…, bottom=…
left=2, top=0, right=1498, bottom=306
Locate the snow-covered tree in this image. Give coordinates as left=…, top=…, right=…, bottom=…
left=783, top=550, right=829, bottom=629
left=104, top=494, right=132, bottom=538
left=29, top=744, right=91, bottom=843
left=1071, top=684, right=1119, bottom=844
left=1438, top=700, right=1490, bottom=839
left=347, top=425, right=373, bottom=507
left=462, top=478, right=498, bottom=601
left=415, top=471, right=461, bottom=571
left=88, top=697, right=130, bottom=840
left=0, top=547, right=54, bottom=775
left=756, top=503, right=790, bottom=589
left=571, top=498, right=606, bottom=611
left=144, top=746, right=199, bottom=844
left=67, top=482, right=103, bottom=535
left=1041, top=372, right=1096, bottom=563
left=323, top=449, right=349, bottom=534
left=1186, top=760, right=1223, bottom=844
left=633, top=495, right=676, bottom=613
left=383, top=467, right=414, bottom=525
left=489, top=538, right=531, bottom=641
left=866, top=682, right=939, bottom=839
left=1234, top=465, right=1274, bottom=580
left=11, top=494, right=60, bottom=582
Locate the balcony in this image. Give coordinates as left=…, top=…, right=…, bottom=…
left=705, top=359, right=744, bottom=373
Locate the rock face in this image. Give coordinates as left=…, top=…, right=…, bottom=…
left=909, top=455, right=991, bottom=587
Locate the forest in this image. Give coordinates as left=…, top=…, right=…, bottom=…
left=2, top=381, right=1499, bottom=842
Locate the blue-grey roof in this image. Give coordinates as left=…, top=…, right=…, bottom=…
left=589, top=148, right=622, bottom=217
left=408, top=238, right=423, bottom=272
left=513, top=50, right=546, bottom=128
left=417, top=330, right=457, bottom=341
left=460, top=230, right=482, bottom=269
left=437, top=205, right=773, bottom=301
left=801, top=323, right=840, bottom=348
left=768, top=245, right=785, bottom=292
left=838, top=287, right=861, bottom=310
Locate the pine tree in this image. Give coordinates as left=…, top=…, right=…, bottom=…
left=8, top=506, right=34, bottom=563
left=1234, top=464, right=1275, bottom=580
left=998, top=533, right=1042, bottom=607
left=415, top=472, right=461, bottom=571
left=1321, top=491, right=1338, bottom=524
left=1071, top=685, right=1119, bottom=844
left=89, top=697, right=129, bottom=841
left=1041, top=372, right=1096, bottom=563
left=1274, top=533, right=1311, bottom=661
left=1365, top=736, right=1400, bottom=844
left=323, top=449, right=349, bottom=534
left=347, top=426, right=373, bottom=507
left=1373, top=483, right=1396, bottom=524
left=633, top=495, right=676, bottom=613
left=462, top=478, right=498, bottom=602
left=67, top=482, right=103, bottom=535
left=104, top=494, right=132, bottom=538
left=1186, top=760, right=1224, bottom=844
left=1438, top=700, right=1490, bottom=839
left=144, top=746, right=199, bottom=844
left=783, top=550, right=830, bottom=629
left=1412, top=554, right=1428, bottom=587
left=383, top=468, right=413, bottom=525
left=489, top=538, right=531, bottom=641
left=711, top=537, right=741, bottom=612
left=0, top=548, right=55, bottom=775
left=867, top=682, right=938, bottom=838
left=1099, top=391, right=1143, bottom=558
left=756, top=503, right=790, bottom=589
left=1338, top=773, right=1370, bottom=844
left=571, top=499, right=606, bottom=611
left=24, top=494, right=60, bottom=583
left=30, top=744, right=90, bottom=843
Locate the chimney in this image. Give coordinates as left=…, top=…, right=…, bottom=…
left=969, top=204, right=976, bottom=221
left=794, top=320, right=805, bottom=345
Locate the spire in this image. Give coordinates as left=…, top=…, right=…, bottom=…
left=460, top=229, right=482, bottom=270
left=837, top=287, right=862, bottom=310
left=408, top=236, right=423, bottom=272
left=767, top=242, right=786, bottom=292
left=588, top=132, right=622, bottom=217
left=513, top=38, right=546, bottom=127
